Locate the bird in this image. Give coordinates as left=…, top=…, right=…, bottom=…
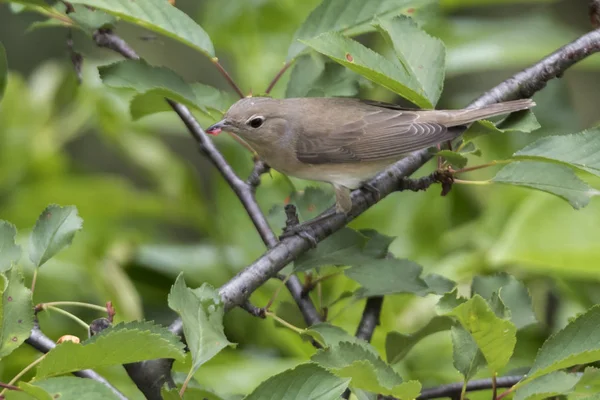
left=206, top=96, right=534, bottom=218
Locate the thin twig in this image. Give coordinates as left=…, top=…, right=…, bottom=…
left=265, top=61, right=293, bottom=94
left=211, top=58, right=245, bottom=98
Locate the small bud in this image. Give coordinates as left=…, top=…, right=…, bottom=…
left=57, top=335, right=80, bottom=344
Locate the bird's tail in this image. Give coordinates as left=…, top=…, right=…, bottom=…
left=430, top=99, right=536, bottom=127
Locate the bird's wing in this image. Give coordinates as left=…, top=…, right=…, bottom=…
left=296, top=109, right=462, bottom=164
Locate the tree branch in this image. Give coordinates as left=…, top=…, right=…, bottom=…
left=25, top=325, right=128, bottom=400
left=415, top=375, right=523, bottom=400
left=47, top=21, right=600, bottom=400
left=354, top=296, right=384, bottom=342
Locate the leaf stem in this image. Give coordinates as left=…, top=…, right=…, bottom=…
left=30, top=269, right=38, bottom=294
left=179, top=370, right=194, bottom=397
left=265, top=61, right=294, bottom=94
left=495, top=383, right=517, bottom=400
left=42, top=301, right=108, bottom=313
left=265, top=272, right=293, bottom=311
left=492, top=374, right=497, bottom=400
left=454, top=160, right=512, bottom=174
left=210, top=58, right=245, bottom=98
left=0, top=354, right=46, bottom=396
left=265, top=311, right=305, bottom=335
left=45, top=305, right=90, bottom=331
left=453, top=179, right=492, bottom=186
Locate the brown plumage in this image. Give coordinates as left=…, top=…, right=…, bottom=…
left=207, top=97, right=535, bottom=214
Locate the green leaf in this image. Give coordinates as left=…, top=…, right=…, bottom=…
left=345, top=257, right=428, bottom=297
left=451, top=325, right=485, bottom=381
left=514, top=128, right=600, bottom=177
left=514, top=371, right=581, bottom=400
left=294, top=228, right=368, bottom=272
left=67, top=0, right=215, bottom=57
left=20, top=377, right=120, bottom=400
left=304, top=323, right=377, bottom=353
left=573, top=367, right=600, bottom=395
left=359, top=229, right=396, bottom=258
left=168, top=274, right=234, bottom=379
left=492, top=162, right=599, bottom=210
left=463, top=110, right=540, bottom=143
left=422, top=274, right=456, bottom=295
left=303, top=32, right=432, bottom=108
left=36, top=321, right=185, bottom=378
left=0, top=221, right=21, bottom=272
left=99, top=60, right=232, bottom=120
left=129, top=82, right=235, bottom=120
left=436, top=289, right=467, bottom=314
left=244, top=363, right=350, bottom=400
left=288, top=0, right=434, bottom=60
left=443, top=295, right=517, bottom=372
left=29, top=204, right=83, bottom=268
left=285, top=54, right=361, bottom=98
left=437, top=150, right=468, bottom=169
left=375, top=15, right=445, bottom=106
left=525, top=305, right=600, bottom=383
left=312, top=342, right=421, bottom=398
left=386, top=316, right=454, bottom=364
left=0, top=268, right=33, bottom=359
left=471, top=273, right=537, bottom=330
left=0, top=41, right=6, bottom=104
left=69, top=4, right=117, bottom=33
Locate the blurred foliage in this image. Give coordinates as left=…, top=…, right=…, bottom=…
left=1, top=0, right=600, bottom=399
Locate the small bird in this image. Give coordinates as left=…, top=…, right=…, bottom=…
left=206, top=97, right=535, bottom=216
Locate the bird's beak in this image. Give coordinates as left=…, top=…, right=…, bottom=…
left=206, top=120, right=228, bottom=135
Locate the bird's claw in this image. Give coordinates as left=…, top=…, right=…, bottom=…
left=279, top=226, right=318, bottom=248
left=361, top=183, right=381, bottom=202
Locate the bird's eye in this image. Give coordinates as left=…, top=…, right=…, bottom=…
left=248, top=116, right=264, bottom=129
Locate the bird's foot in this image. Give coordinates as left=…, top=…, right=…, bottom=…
left=279, top=224, right=318, bottom=248
left=279, top=208, right=338, bottom=248
left=361, top=183, right=381, bottom=203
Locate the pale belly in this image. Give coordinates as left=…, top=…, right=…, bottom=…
left=273, top=160, right=395, bottom=189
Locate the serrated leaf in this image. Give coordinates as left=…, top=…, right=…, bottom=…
left=99, top=60, right=232, bottom=120
left=443, top=295, right=517, bottom=372
left=346, top=257, right=428, bottom=298
left=20, top=377, right=120, bottom=400
left=422, top=274, right=456, bottom=295
left=286, top=54, right=361, bottom=98
left=0, top=268, right=33, bottom=359
left=514, top=371, right=581, bottom=400
left=492, top=162, right=599, bottom=210
left=462, top=109, right=540, bottom=143
left=67, top=0, right=215, bottom=57
left=525, top=305, right=600, bottom=383
left=244, top=363, right=350, bottom=400
left=573, top=367, right=600, bottom=395
left=436, top=289, right=467, bottom=314
left=375, top=15, right=445, bottom=106
left=304, top=323, right=377, bottom=353
left=312, top=342, right=420, bottom=398
left=129, top=82, right=235, bottom=120
left=69, top=4, right=116, bottom=33
left=36, top=321, right=185, bottom=378
left=437, top=150, right=468, bottom=169
left=294, top=228, right=368, bottom=272
left=514, top=128, right=600, bottom=177
left=287, top=0, right=434, bottom=60
left=386, top=316, right=453, bottom=364
left=168, top=274, right=233, bottom=379
left=29, top=205, right=82, bottom=268
left=303, top=32, right=432, bottom=108
left=471, top=273, right=537, bottom=330
left=451, top=325, right=485, bottom=381
left=0, top=221, right=21, bottom=272
left=0, top=41, right=6, bottom=103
